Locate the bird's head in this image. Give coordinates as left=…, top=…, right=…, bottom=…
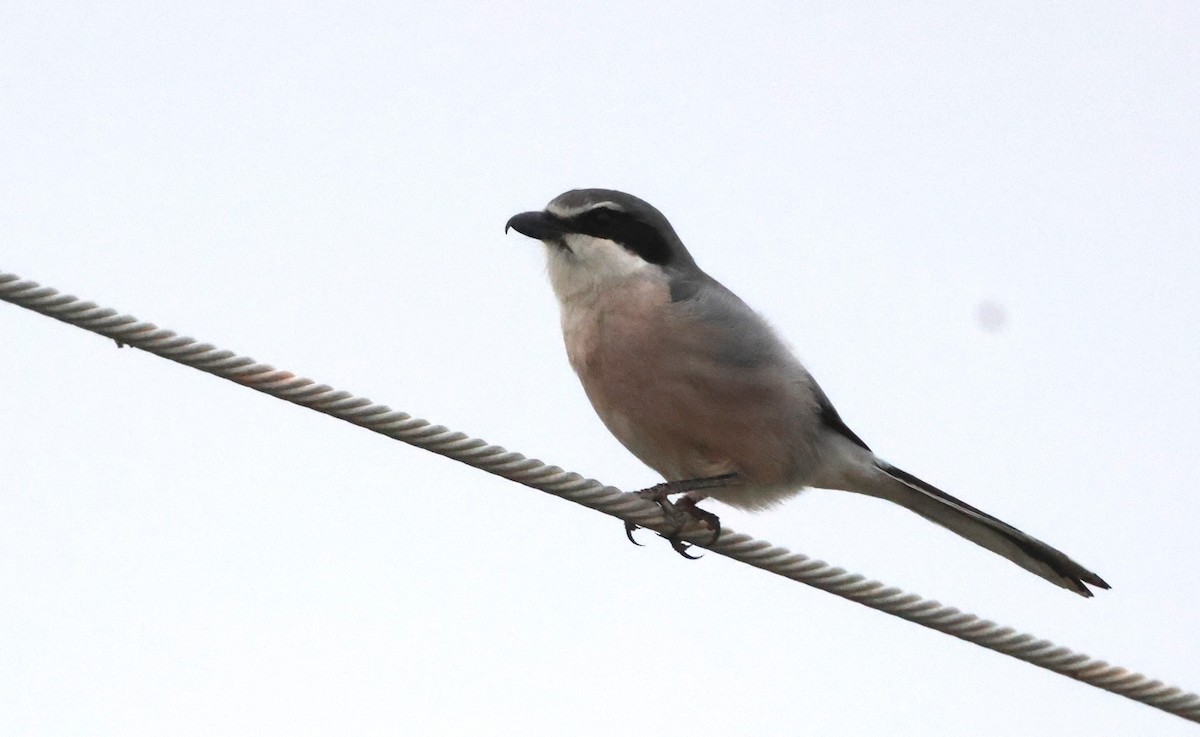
left=506, top=189, right=698, bottom=301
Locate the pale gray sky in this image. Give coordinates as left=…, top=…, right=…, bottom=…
left=3, top=3, right=1198, bottom=735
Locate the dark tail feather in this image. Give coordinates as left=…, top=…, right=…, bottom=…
left=870, top=462, right=1110, bottom=597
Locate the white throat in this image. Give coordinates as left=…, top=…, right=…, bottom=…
left=544, top=233, right=656, bottom=305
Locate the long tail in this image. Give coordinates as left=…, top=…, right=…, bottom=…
left=864, top=461, right=1110, bottom=596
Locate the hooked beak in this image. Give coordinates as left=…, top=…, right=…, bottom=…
left=505, top=210, right=571, bottom=241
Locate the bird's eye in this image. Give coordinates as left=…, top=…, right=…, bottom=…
left=586, top=207, right=619, bottom=226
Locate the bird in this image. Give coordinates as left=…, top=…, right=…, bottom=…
left=505, top=188, right=1110, bottom=597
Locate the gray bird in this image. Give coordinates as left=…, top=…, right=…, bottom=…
left=505, top=188, right=1109, bottom=597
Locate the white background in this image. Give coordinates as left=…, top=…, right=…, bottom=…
left=2, top=3, right=1198, bottom=735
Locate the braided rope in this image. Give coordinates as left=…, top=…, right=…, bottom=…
left=2, top=269, right=1196, bottom=723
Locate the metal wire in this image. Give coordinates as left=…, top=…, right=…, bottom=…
left=2, top=268, right=1197, bottom=724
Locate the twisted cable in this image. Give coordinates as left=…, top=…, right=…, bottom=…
left=2, top=269, right=1196, bottom=723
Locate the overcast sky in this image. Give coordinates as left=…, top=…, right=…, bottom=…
left=3, top=3, right=1199, bottom=736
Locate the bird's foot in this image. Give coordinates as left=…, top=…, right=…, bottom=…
left=675, top=495, right=721, bottom=546
left=623, top=475, right=734, bottom=558
left=623, top=483, right=684, bottom=547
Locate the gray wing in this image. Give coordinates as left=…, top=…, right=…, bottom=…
left=674, top=270, right=871, bottom=451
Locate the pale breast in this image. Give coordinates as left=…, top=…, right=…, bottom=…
left=560, top=277, right=671, bottom=380
left=558, top=274, right=823, bottom=508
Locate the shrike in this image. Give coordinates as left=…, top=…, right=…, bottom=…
left=506, top=188, right=1109, bottom=597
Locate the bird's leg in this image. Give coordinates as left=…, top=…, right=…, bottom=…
left=623, top=473, right=738, bottom=557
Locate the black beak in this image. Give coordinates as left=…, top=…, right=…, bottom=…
left=505, top=210, right=571, bottom=240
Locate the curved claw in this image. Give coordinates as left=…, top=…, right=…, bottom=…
left=624, top=521, right=645, bottom=546
left=669, top=537, right=703, bottom=559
